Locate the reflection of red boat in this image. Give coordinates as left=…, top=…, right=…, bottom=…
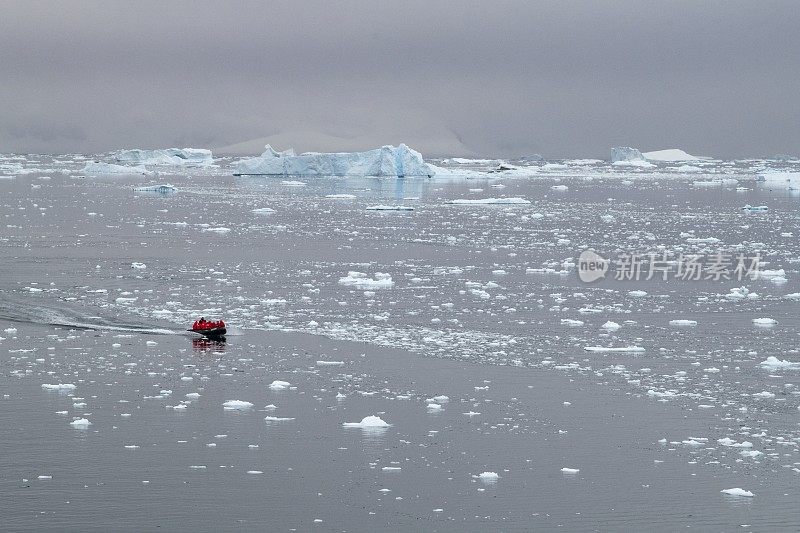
left=188, top=318, right=227, bottom=339
left=192, top=338, right=226, bottom=353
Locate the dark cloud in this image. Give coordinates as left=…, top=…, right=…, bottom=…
left=1, top=0, right=798, bottom=157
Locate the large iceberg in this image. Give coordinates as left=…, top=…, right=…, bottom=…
left=114, top=148, right=213, bottom=166
left=232, top=144, right=434, bottom=177
left=642, top=148, right=709, bottom=162
left=610, top=146, right=645, bottom=163
left=610, top=146, right=654, bottom=168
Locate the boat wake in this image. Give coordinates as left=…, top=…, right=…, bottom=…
left=0, top=292, right=180, bottom=336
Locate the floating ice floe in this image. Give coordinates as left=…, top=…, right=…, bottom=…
left=41, top=383, right=76, bottom=391
left=584, top=346, right=645, bottom=353
left=131, top=262, right=146, bottom=269
left=114, top=148, right=213, bottom=166
left=134, top=183, right=176, bottom=193
left=448, top=197, right=530, bottom=205
left=600, top=321, right=621, bottom=331
left=627, top=290, right=647, bottom=297
left=752, top=317, right=778, bottom=327
left=222, top=400, right=254, bottom=411
left=251, top=207, right=275, bottom=214
left=325, top=194, right=357, bottom=199
left=742, top=204, right=768, bottom=212
left=560, top=467, right=580, bottom=474
left=720, top=488, right=754, bottom=497
left=316, top=360, right=345, bottom=366
left=753, top=269, right=787, bottom=283
left=69, top=418, right=92, bottom=428
left=343, top=415, right=390, bottom=428
left=669, top=319, right=697, bottom=327
left=366, top=205, right=414, bottom=211
left=757, top=170, right=800, bottom=188
left=473, top=471, right=500, bottom=482
left=81, top=162, right=149, bottom=175
left=338, top=272, right=394, bottom=289
left=203, top=227, right=231, bottom=234
left=264, top=416, right=295, bottom=421
left=717, top=438, right=753, bottom=448
left=758, top=356, right=800, bottom=370
left=232, top=144, right=434, bottom=177
left=268, top=380, right=292, bottom=391
left=692, top=178, right=738, bottom=187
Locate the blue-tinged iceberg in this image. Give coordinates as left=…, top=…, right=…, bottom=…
left=232, top=144, right=434, bottom=177
left=610, top=146, right=645, bottom=163
left=114, top=148, right=213, bottom=166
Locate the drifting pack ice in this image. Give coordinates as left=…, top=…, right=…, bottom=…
left=232, top=144, right=434, bottom=177
left=113, top=148, right=213, bottom=166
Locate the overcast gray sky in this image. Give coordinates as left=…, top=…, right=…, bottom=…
left=1, top=1, right=798, bottom=158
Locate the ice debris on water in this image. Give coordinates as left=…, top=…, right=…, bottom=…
left=268, top=380, right=292, bottom=391
left=448, top=197, right=531, bottom=205
left=222, top=400, right=254, bottom=411
left=669, top=319, right=697, bottom=326
left=343, top=415, right=390, bottom=428
left=134, top=184, right=176, bottom=193
left=752, top=318, right=778, bottom=327
left=81, top=162, right=149, bottom=175
left=338, top=272, right=394, bottom=289
left=41, top=383, right=76, bottom=391
left=720, top=488, right=754, bottom=497
left=366, top=205, right=414, bottom=211
left=758, top=356, right=800, bottom=370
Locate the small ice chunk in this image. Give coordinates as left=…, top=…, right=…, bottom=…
left=42, top=383, right=76, bottom=391
left=69, top=418, right=92, bottom=428
left=720, top=488, right=754, bottom=497
left=758, top=356, right=800, bottom=370
left=473, top=471, right=500, bottom=482
left=268, top=380, right=291, bottom=391
left=752, top=318, right=778, bottom=327
left=669, top=319, right=697, bottom=326
left=343, top=415, right=390, bottom=428
left=223, top=400, right=254, bottom=411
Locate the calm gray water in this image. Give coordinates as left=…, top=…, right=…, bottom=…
left=1, top=155, right=799, bottom=531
